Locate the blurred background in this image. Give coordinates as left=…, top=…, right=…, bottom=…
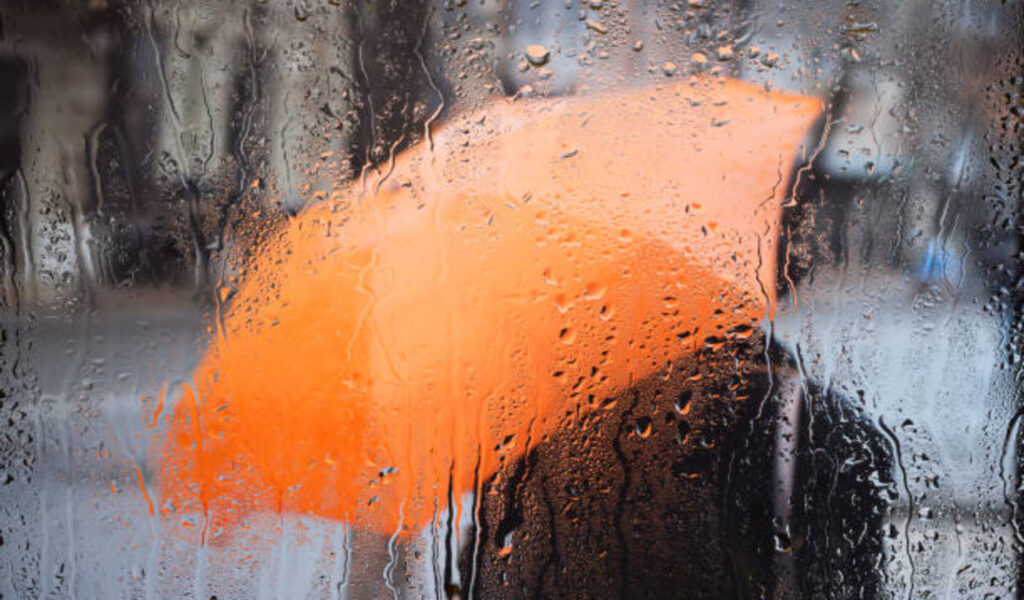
left=0, top=0, right=1021, bottom=598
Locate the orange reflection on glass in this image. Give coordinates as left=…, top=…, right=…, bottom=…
left=159, top=77, right=821, bottom=537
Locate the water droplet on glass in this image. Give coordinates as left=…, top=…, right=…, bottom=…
left=774, top=528, right=793, bottom=553
left=524, top=45, right=550, bottom=66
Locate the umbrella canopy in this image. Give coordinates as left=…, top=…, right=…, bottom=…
left=160, top=77, right=820, bottom=537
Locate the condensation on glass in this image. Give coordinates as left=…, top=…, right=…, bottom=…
left=0, top=1, right=1021, bottom=598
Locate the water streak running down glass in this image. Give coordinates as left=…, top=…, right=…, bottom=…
left=0, top=1, right=1021, bottom=598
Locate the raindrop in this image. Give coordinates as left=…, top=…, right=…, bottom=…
left=774, top=527, right=793, bottom=553
left=675, top=390, right=693, bottom=415
left=524, top=45, right=550, bottom=66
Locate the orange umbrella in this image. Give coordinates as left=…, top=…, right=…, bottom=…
left=159, top=77, right=820, bottom=537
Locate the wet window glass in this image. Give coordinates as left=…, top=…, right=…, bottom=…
left=0, top=1, right=1021, bottom=598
